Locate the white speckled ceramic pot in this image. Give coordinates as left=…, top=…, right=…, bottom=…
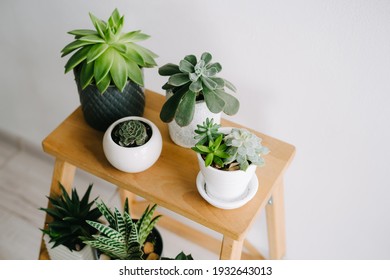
left=103, top=116, right=162, bottom=173
left=167, top=92, right=221, bottom=148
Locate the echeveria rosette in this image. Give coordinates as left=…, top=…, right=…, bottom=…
left=158, top=52, right=240, bottom=127
left=193, top=118, right=221, bottom=146
left=61, top=8, right=158, bottom=94
left=224, top=128, right=270, bottom=171
left=114, top=120, right=149, bottom=147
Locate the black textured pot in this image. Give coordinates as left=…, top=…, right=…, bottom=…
left=74, top=70, right=145, bottom=132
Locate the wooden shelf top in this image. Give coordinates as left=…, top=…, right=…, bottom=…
left=42, top=89, right=295, bottom=240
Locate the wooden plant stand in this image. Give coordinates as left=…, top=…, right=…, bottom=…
left=38, top=89, right=295, bottom=260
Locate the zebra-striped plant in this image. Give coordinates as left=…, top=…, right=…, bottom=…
left=83, top=198, right=161, bottom=260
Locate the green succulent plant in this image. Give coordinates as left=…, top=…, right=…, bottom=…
left=192, top=119, right=270, bottom=171
left=193, top=117, right=221, bottom=146
left=158, top=52, right=239, bottom=127
left=224, top=128, right=270, bottom=171
left=83, top=198, right=161, bottom=260
left=61, top=8, right=158, bottom=94
left=113, top=120, right=149, bottom=147
left=40, top=183, right=102, bottom=251
left=192, top=134, right=230, bottom=168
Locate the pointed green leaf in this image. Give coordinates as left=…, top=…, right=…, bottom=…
left=68, top=29, right=98, bottom=37
left=205, top=153, right=214, bottom=167
left=79, top=34, right=105, bottom=43
left=80, top=184, right=94, bottom=208
left=96, top=72, right=111, bottom=94
left=109, top=8, right=121, bottom=27
left=127, top=43, right=158, bottom=67
left=94, top=48, right=114, bottom=84
left=112, top=43, right=127, bottom=54
left=125, top=47, right=145, bottom=66
left=64, top=46, right=91, bottom=73
left=123, top=32, right=150, bottom=42
left=61, top=40, right=94, bottom=57
left=95, top=201, right=116, bottom=228
left=195, top=145, right=211, bottom=153
left=86, top=43, right=108, bottom=63
left=89, top=12, right=106, bottom=38
left=120, top=30, right=142, bottom=42
left=125, top=59, right=143, bottom=86
left=110, top=52, right=128, bottom=92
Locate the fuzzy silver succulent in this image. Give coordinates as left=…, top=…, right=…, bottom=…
left=224, top=128, right=270, bottom=171
left=159, top=52, right=239, bottom=127
left=114, top=120, right=149, bottom=147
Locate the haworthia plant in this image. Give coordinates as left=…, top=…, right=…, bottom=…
left=83, top=198, right=161, bottom=260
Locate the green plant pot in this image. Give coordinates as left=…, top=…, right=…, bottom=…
left=74, top=70, right=145, bottom=132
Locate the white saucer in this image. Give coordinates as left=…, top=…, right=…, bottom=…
left=196, top=172, right=259, bottom=210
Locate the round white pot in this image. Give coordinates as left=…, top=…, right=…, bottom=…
left=166, top=93, right=221, bottom=148
left=103, top=116, right=162, bottom=173
left=196, top=153, right=257, bottom=202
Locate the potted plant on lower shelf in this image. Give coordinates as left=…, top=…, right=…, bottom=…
left=103, top=117, right=162, bottom=173
left=83, top=198, right=163, bottom=260
left=192, top=118, right=270, bottom=209
left=39, top=183, right=102, bottom=260
left=158, top=52, right=239, bottom=148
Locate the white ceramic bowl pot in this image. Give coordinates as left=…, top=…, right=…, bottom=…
left=103, top=116, right=162, bottom=173
left=196, top=153, right=257, bottom=202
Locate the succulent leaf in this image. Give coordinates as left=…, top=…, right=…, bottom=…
left=175, top=90, right=196, bottom=127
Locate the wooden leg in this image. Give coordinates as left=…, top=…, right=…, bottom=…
left=220, top=236, right=244, bottom=260
left=49, top=159, right=76, bottom=197
left=118, top=188, right=137, bottom=209
left=265, top=177, right=286, bottom=259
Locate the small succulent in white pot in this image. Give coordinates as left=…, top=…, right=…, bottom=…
left=39, top=183, right=102, bottom=259
left=103, top=117, right=162, bottom=173
left=158, top=52, right=239, bottom=148
left=192, top=119, right=269, bottom=204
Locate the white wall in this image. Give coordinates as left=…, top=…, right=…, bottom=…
left=1, top=0, right=389, bottom=259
